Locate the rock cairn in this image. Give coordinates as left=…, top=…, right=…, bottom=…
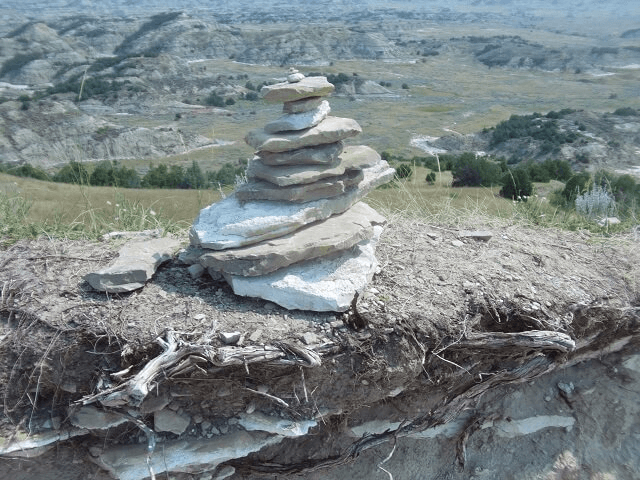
left=190, top=70, right=395, bottom=311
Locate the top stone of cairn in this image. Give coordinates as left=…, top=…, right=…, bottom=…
left=261, top=76, right=335, bottom=104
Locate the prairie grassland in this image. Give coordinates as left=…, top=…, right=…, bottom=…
left=0, top=173, right=224, bottom=240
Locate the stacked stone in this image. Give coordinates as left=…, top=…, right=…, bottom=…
left=189, top=70, right=395, bottom=312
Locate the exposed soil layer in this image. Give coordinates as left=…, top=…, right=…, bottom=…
left=0, top=217, right=639, bottom=479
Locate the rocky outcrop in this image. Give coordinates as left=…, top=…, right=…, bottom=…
left=190, top=70, right=394, bottom=311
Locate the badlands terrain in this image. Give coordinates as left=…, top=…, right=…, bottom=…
left=0, top=2, right=640, bottom=480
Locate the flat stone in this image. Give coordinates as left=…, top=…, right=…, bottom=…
left=245, top=116, right=361, bottom=153
left=85, top=237, right=181, bottom=293
left=283, top=96, right=324, bottom=114
left=140, top=393, right=171, bottom=414
left=225, top=226, right=383, bottom=312
left=247, top=145, right=381, bottom=186
left=177, top=246, right=206, bottom=265
left=200, top=202, right=386, bottom=277
left=235, top=169, right=363, bottom=203
left=261, top=76, right=334, bottom=103
left=96, top=431, right=280, bottom=480
left=190, top=161, right=395, bottom=250
left=264, top=100, right=330, bottom=133
left=237, top=412, right=316, bottom=437
left=219, top=331, right=241, bottom=345
left=459, top=230, right=493, bottom=242
left=258, top=141, right=343, bottom=166
left=70, top=406, right=128, bottom=430
left=287, top=72, right=305, bottom=83
left=154, top=409, right=191, bottom=435
left=188, top=263, right=205, bottom=279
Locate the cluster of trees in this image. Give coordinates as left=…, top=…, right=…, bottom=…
left=487, top=110, right=579, bottom=151
left=385, top=151, right=575, bottom=201
left=0, top=159, right=246, bottom=190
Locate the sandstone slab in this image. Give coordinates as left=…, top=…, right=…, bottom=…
left=96, top=431, right=280, bottom=480
left=224, top=226, right=383, bottom=312
left=261, top=76, right=334, bottom=103
left=258, top=141, right=343, bottom=166
left=245, top=116, right=361, bottom=153
left=154, top=409, right=191, bottom=435
left=264, top=100, right=330, bottom=133
left=190, top=161, right=395, bottom=250
left=283, top=96, right=323, bottom=114
left=85, top=237, right=181, bottom=293
left=200, top=202, right=386, bottom=277
left=235, top=169, right=363, bottom=203
left=247, top=145, right=381, bottom=186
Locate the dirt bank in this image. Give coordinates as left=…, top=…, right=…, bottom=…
left=0, top=217, right=638, bottom=479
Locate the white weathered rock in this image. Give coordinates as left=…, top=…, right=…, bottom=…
left=0, top=428, right=89, bottom=457
left=258, top=141, right=343, bottom=166
left=283, top=96, right=324, bottom=114
left=190, top=161, right=395, bottom=250
left=225, top=226, right=383, bottom=312
left=247, top=145, right=380, bottom=186
left=235, top=169, right=363, bottom=203
left=70, top=406, right=128, bottom=430
left=85, top=237, right=181, bottom=293
left=238, top=412, right=316, bottom=437
left=261, top=76, right=334, bottom=103
left=484, top=415, right=575, bottom=438
left=219, top=331, right=241, bottom=345
left=287, top=72, right=305, bottom=83
left=154, top=409, right=191, bottom=435
left=459, top=230, right=493, bottom=242
left=200, top=202, right=386, bottom=277
left=245, top=116, right=362, bottom=153
left=96, top=431, right=280, bottom=480
left=264, top=100, right=330, bottom=133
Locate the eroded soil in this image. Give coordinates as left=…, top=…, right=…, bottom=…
left=0, top=217, right=639, bottom=479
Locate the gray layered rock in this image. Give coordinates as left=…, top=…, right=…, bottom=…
left=235, top=169, right=363, bottom=203
left=85, top=237, right=181, bottom=293
left=96, top=431, right=280, bottom=480
left=257, top=141, right=343, bottom=166
left=283, top=96, right=324, bottom=114
left=247, top=145, right=381, bottom=186
left=264, top=100, right=330, bottom=133
left=225, top=227, right=383, bottom=312
left=261, top=76, right=334, bottom=103
left=189, top=161, right=395, bottom=250
left=199, top=202, right=386, bottom=277
left=245, top=116, right=362, bottom=153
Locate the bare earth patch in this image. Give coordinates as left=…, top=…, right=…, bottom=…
left=0, top=217, right=638, bottom=479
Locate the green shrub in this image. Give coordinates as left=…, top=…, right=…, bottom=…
left=561, top=172, right=591, bottom=202
left=575, top=184, right=616, bottom=219
left=612, top=107, right=638, bottom=116
left=425, top=172, right=436, bottom=184
left=451, top=153, right=502, bottom=187
left=6, top=164, right=51, bottom=181
left=394, top=164, right=413, bottom=180
left=500, top=167, right=533, bottom=200
left=205, top=92, right=225, bottom=107
left=53, top=161, right=90, bottom=184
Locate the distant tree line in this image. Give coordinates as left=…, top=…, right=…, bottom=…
left=0, top=159, right=246, bottom=190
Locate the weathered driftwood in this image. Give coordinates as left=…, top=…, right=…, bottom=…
left=452, top=330, right=575, bottom=353
left=78, top=330, right=321, bottom=408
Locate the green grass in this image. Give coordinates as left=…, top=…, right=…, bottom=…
left=0, top=173, right=225, bottom=244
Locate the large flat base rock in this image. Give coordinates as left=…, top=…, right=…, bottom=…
left=85, top=237, right=181, bottom=293
left=245, top=116, right=362, bottom=153
left=200, top=202, right=386, bottom=277
left=190, top=161, right=395, bottom=250
left=225, top=226, right=383, bottom=312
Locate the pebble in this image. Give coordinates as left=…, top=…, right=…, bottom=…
left=201, top=421, right=212, bottom=431
left=220, top=331, right=241, bottom=345
left=361, top=379, right=369, bottom=386
left=451, top=240, right=464, bottom=247
left=193, top=313, right=206, bottom=321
